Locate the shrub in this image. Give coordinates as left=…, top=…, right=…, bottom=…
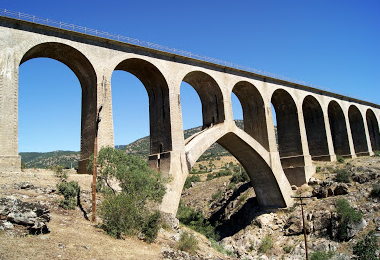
left=283, top=245, right=292, bottom=254
left=258, top=235, right=273, bottom=254
left=337, top=155, right=345, bottom=163
left=57, top=181, right=80, bottom=210
left=316, top=166, right=321, bottom=173
left=353, top=230, right=379, bottom=260
left=334, top=169, right=351, bottom=183
left=310, top=250, right=334, bottom=260
left=177, top=202, right=219, bottom=240
left=176, top=231, right=198, bottom=255
left=211, top=189, right=223, bottom=201
left=335, top=198, right=362, bottom=241
left=230, top=169, right=249, bottom=184
left=53, top=165, right=67, bottom=180
left=184, top=175, right=201, bottom=189
left=89, top=147, right=166, bottom=241
left=370, top=181, right=380, bottom=198
left=373, top=150, right=380, bottom=157
left=210, top=239, right=235, bottom=257
left=21, top=162, right=26, bottom=170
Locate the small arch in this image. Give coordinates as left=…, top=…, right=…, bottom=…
left=328, top=101, right=350, bottom=156
left=232, top=81, right=268, bottom=150
left=348, top=105, right=368, bottom=155
left=20, top=42, right=97, bottom=173
left=302, top=96, right=329, bottom=160
left=271, top=89, right=302, bottom=157
left=113, top=58, right=172, bottom=155
left=182, top=71, right=225, bottom=128
left=366, top=109, right=380, bottom=151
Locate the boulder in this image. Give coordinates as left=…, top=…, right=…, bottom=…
left=0, top=196, right=51, bottom=234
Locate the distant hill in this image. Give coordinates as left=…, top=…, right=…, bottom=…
left=20, top=120, right=247, bottom=168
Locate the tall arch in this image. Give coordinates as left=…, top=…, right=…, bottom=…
left=184, top=125, right=292, bottom=208
left=271, top=89, right=302, bottom=157
left=348, top=105, right=368, bottom=155
left=113, top=58, right=172, bottom=170
left=366, top=109, right=380, bottom=151
left=20, top=42, right=97, bottom=173
left=302, top=96, right=329, bottom=160
left=232, top=81, right=268, bottom=150
left=328, top=101, right=350, bottom=156
left=182, top=71, right=225, bottom=128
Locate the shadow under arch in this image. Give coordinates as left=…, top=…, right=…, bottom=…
left=20, top=42, right=97, bottom=173
left=113, top=58, right=172, bottom=171
left=302, top=95, right=329, bottom=160
left=366, top=109, right=380, bottom=151
left=185, top=125, right=291, bottom=208
left=328, top=101, right=351, bottom=156
left=182, top=71, right=225, bottom=128
left=349, top=105, right=369, bottom=155
left=232, top=81, right=268, bottom=150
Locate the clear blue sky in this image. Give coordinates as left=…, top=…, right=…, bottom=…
left=5, top=0, right=379, bottom=152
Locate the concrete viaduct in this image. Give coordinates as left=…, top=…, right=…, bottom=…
left=1, top=14, right=380, bottom=216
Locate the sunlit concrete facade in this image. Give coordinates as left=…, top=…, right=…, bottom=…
left=1, top=16, right=380, bottom=215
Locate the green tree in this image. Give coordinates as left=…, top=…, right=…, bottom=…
left=353, top=230, right=379, bottom=260
left=335, top=198, right=362, bottom=241
left=91, top=147, right=166, bottom=242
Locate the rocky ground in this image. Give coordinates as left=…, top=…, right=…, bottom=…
left=0, top=156, right=380, bottom=259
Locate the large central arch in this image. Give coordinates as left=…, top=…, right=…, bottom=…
left=185, top=124, right=293, bottom=208
left=20, top=42, right=98, bottom=173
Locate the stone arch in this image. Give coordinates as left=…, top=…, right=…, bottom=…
left=348, top=105, right=368, bottom=155
left=20, top=42, right=97, bottom=173
left=271, top=89, right=302, bottom=157
left=232, top=81, right=268, bottom=150
left=182, top=71, right=225, bottom=128
left=113, top=58, right=172, bottom=157
left=328, top=101, right=351, bottom=156
left=185, top=125, right=292, bottom=208
left=302, top=95, right=329, bottom=160
left=366, top=109, right=380, bottom=151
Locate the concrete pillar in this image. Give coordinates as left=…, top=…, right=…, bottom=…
left=97, top=74, right=114, bottom=150
left=343, top=110, right=357, bottom=158
left=0, top=50, right=21, bottom=171
left=362, top=110, right=374, bottom=156
left=322, top=106, right=337, bottom=161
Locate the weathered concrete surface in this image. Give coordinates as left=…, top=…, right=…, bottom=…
left=1, top=16, right=380, bottom=215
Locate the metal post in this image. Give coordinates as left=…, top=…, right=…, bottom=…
left=92, top=104, right=103, bottom=222
left=291, top=195, right=312, bottom=260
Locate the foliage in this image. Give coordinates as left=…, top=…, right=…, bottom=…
left=373, top=150, right=380, bottom=157
left=370, top=181, right=380, bottom=198
left=283, top=245, right=292, bottom=254
left=57, top=181, right=80, bottom=210
left=310, top=250, right=334, bottom=260
left=211, top=189, right=223, bottom=201
left=337, top=155, right=345, bottom=163
left=21, top=161, right=26, bottom=170
left=316, top=166, right=321, bottom=173
left=238, top=193, right=248, bottom=204
left=210, top=239, right=236, bottom=257
left=176, top=231, right=198, bottom=255
left=20, top=150, right=79, bottom=169
left=335, top=198, right=362, bottom=241
left=207, top=169, right=233, bottom=181
left=353, top=230, right=379, bottom=260
left=334, top=169, right=351, bottom=183
left=184, top=175, right=201, bottom=189
left=258, top=235, right=273, bottom=254
left=53, top=165, right=67, bottom=180
left=90, top=147, right=165, bottom=241
left=177, top=201, right=219, bottom=240
left=230, top=168, right=250, bottom=184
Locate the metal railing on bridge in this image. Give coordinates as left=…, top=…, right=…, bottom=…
left=0, top=8, right=375, bottom=104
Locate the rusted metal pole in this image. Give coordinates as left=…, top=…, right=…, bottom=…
left=291, top=195, right=311, bottom=260
left=92, top=105, right=103, bottom=222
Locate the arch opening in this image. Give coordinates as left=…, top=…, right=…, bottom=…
left=20, top=42, right=97, bottom=173
left=182, top=71, right=225, bottom=129
left=366, top=109, right=380, bottom=151
left=113, top=58, right=172, bottom=172
left=232, top=81, right=269, bottom=150
left=271, top=89, right=302, bottom=157
left=302, top=96, right=329, bottom=160
left=328, top=101, right=351, bottom=156
left=348, top=105, right=369, bottom=155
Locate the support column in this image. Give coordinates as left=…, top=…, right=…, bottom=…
left=97, top=74, right=114, bottom=150
left=322, top=106, right=337, bottom=161
left=0, top=51, right=21, bottom=172
left=344, top=111, right=357, bottom=158
left=362, top=111, right=374, bottom=156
